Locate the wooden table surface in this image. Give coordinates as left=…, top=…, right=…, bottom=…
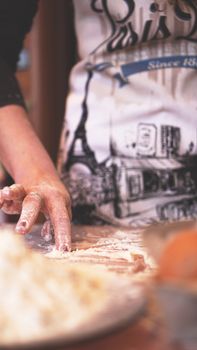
left=21, top=225, right=197, bottom=350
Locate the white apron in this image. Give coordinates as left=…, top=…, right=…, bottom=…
left=59, top=0, right=197, bottom=226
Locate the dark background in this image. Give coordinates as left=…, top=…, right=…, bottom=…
left=17, top=0, right=76, bottom=164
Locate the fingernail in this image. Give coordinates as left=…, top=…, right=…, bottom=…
left=44, top=233, right=52, bottom=242
left=58, top=243, right=71, bottom=252
left=16, top=221, right=27, bottom=234
left=2, top=188, right=10, bottom=196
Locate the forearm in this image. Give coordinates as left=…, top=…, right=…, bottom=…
left=0, top=105, right=71, bottom=251
left=0, top=1, right=71, bottom=250
left=0, top=105, right=60, bottom=188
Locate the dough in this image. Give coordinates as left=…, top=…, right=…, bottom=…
left=0, top=229, right=115, bottom=344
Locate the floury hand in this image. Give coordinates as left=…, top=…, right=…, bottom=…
left=0, top=182, right=72, bottom=252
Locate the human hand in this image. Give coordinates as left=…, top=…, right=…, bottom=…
left=0, top=182, right=72, bottom=251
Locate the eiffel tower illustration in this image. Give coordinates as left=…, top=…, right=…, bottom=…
left=65, top=68, right=99, bottom=173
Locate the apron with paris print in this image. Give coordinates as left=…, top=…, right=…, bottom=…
left=58, top=0, right=197, bottom=226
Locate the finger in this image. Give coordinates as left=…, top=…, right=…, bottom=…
left=0, top=184, right=25, bottom=211
left=47, top=197, right=71, bottom=251
left=1, top=200, right=22, bottom=214
left=1, top=184, right=26, bottom=201
left=41, top=220, right=53, bottom=242
left=15, top=192, right=42, bottom=234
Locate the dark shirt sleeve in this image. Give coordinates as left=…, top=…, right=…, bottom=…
left=0, top=0, right=39, bottom=109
